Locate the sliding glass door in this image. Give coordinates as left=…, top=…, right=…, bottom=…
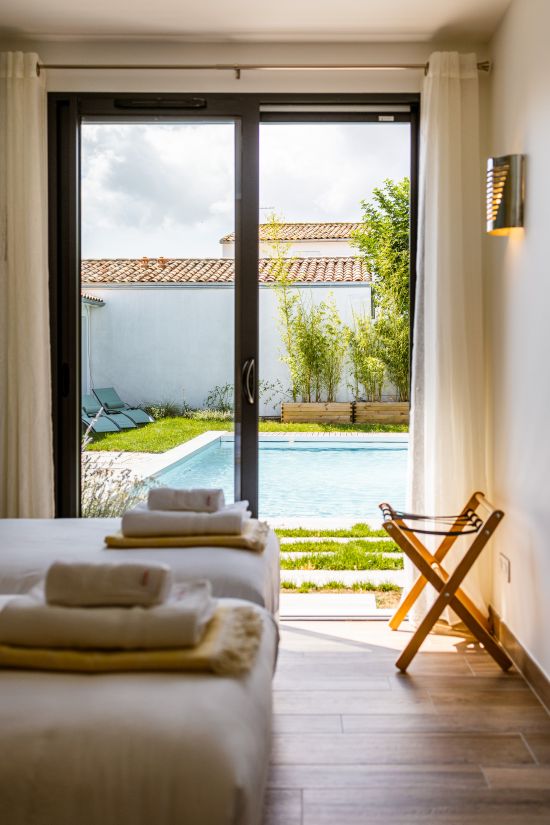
left=49, top=94, right=260, bottom=516
left=79, top=117, right=239, bottom=516
left=48, top=93, right=417, bottom=520
left=257, top=109, right=414, bottom=523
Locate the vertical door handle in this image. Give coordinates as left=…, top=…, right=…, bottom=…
left=242, top=358, right=256, bottom=405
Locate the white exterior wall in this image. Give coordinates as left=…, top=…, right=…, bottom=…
left=85, top=283, right=372, bottom=415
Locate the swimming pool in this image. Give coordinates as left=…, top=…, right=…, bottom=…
left=151, top=435, right=408, bottom=520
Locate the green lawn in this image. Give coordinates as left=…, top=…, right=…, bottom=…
left=87, top=416, right=408, bottom=453
left=280, top=539, right=401, bottom=554
left=280, top=546, right=404, bottom=571
left=276, top=523, right=388, bottom=538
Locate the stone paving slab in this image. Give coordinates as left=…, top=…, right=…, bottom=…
left=280, top=592, right=380, bottom=619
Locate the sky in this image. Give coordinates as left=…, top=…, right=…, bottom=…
left=81, top=121, right=410, bottom=259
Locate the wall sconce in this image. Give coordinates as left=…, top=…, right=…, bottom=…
left=486, top=154, right=525, bottom=235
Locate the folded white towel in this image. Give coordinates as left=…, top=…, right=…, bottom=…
left=0, top=581, right=216, bottom=650
left=148, top=487, right=225, bottom=513
left=122, top=503, right=246, bottom=538
left=45, top=561, right=173, bottom=607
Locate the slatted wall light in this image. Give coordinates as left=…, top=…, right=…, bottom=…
left=487, top=155, right=525, bottom=235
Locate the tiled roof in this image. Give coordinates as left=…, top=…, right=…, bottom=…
left=81, top=257, right=370, bottom=285
left=220, top=222, right=361, bottom=244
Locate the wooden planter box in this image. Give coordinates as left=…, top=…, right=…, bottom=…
left=281, top=402, right=353, bottom=424
left=353, top=401, right=409, bottom=425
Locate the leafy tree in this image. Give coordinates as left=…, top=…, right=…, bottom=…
left=320, top=297, right=347, bottom=402
left=346, top=312, right=386, bottom=401
left=265, top=213, right=300, bottom=400
left=266, top=214, right=346, bottom=402
left=352, top=178, right=410, bottom=401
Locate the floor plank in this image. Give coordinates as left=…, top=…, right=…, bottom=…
left=522, top=732, right=550, bottom=764
left=273, top=689, right=433, bottom=715
left=269, top=763, right=487, bottom=790
left=483, top=765, right=550, bottom=789
left=302, top=787, right=550, bottom=825
left=271, top=731, right=534, bottom=766
left=343, top=707, right=550, bottom=733
left=263, top=789, right=302, bottom=825
left=272, top=714, right=341, bottom=734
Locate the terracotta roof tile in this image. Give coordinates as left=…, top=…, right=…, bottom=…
left=81, top=257, right=370, bottom=285
left=220, top=222, right=361, bottom=244
left=81, top=290, right=105, bottom=305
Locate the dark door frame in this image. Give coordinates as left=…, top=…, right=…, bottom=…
left=48, top=91, right=419, bottom=517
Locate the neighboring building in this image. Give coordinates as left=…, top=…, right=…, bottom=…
left=220, top=221, right=361, bottom=258
left=81, top=223, right=372, bottom=415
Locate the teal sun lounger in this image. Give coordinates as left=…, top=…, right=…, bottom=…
left=82, top=394, right=136, bottom=430
left=93, top=387, right=154, bottom=426
left=81, top=409, right=119, bottom=433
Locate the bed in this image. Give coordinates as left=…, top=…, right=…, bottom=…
left=0, top=518, right=280, bottom=614
left=0, top=598, right=278, bottom=825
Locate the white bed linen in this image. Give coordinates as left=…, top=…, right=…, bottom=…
left=0, top=519, right=279, bottom=614
left=0, top=599, right=278, bottom=825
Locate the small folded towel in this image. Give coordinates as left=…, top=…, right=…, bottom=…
left=122, top=503, right=245, bottom=538
left=0, top=605, right=263, bottom=675
left=148, top=487, right=225, bottom=513
left=45, top=561, right=173, bottom=607
left=0, top=581, right=215, bottom=650
left=106, top=518, right=269, bottom=554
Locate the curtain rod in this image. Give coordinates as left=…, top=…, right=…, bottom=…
left=36, top=60, right=492, bottom=79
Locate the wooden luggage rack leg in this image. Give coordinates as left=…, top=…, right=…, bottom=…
left=381, top=493, right=513, bottom=673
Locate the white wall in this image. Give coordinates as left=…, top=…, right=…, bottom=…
left=487, top=0, right=550, bottom=678
left=85, top=283, right=372, bottom=414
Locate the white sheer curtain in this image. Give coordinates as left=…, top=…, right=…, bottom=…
left=0, top=52, right=54, bottom=517
left=409, top=52, right=489, bottom=610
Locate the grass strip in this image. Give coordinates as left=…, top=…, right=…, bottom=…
left=279, top=539, right=401, bottom=554
left=280, top=547, right=403, bottom=571
left=281, top=580, right=401, bottom=593
left=275, top=523, right=387, bottom=538
left=87, top=416, right=408, bottom=453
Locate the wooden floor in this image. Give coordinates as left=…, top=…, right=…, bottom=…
left=265, top=620, right=550, bottom=825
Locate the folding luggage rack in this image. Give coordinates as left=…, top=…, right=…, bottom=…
left=380, top=492, right=513, bottom=673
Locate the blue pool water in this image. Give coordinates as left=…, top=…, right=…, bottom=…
left=153, top=437, right=408, bottom=520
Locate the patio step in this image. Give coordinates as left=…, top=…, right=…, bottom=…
left=280, top=592, right=378, bottom=619
left=279, top=593, right=382, bottom=619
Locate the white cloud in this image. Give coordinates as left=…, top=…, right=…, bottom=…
left=81, top=121, right=410, bottom=258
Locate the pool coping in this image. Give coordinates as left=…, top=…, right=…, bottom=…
left=138, top=430, right=228, bottom=479
left=139, top=429, right=409, bottom=482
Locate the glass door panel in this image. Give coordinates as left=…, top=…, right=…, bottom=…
left=258, top=119, right=411, bottom=524
left=80, top=119, right=236, bottom=515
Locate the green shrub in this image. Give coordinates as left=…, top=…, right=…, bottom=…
left=205, top=383, right=233, bottom=413
left=191, top=409, right=233, bottom=422
left=139, top=400, right=183, bottom=420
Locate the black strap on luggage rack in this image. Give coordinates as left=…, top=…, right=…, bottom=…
left=379, top=503, right=484, bottom=536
